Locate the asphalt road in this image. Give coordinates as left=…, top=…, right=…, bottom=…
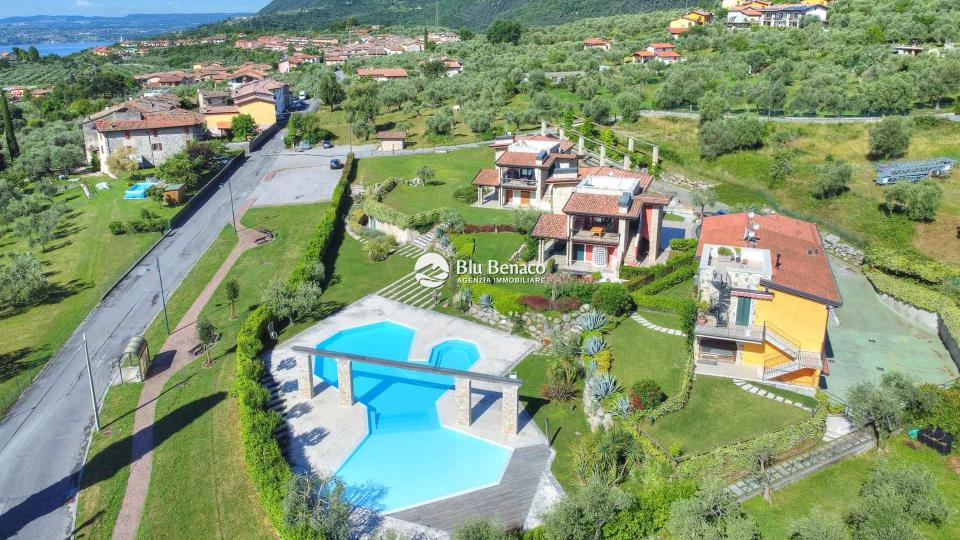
left=0, top=131, right=288, bottom=539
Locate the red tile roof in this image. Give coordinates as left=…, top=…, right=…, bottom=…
left=696, top=213, right=842, bottom=306
left=203, top=105, right=240, bottom=115
left=356, top=67, right=408, bottom=78
left=657, top=51, right=681, bottom=58
left=532, top=214, right=568, bottom=240
left=667, top=27, right=689, bottom=34
left=563, top=193, right=643, bottom=219
left=496, top=151, right=542, bottom=168
left=582, top=38, right=611, bottom=46
left=95, top=112, right=202, bottom=132
left=376, top=130, right=407, bottom=139
left=633, top=50, right=655, bottom=57
left=649, top=42, right=675, bottom=49
left=472, top=168, right=499, bottom=187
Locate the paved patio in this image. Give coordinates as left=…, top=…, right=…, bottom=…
left=263, top=295, right=558, bottom=531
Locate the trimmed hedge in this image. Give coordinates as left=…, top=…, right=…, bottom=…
left=864, top=246, right=957, bottom=285
left=234, top=154, right=356, bottom=539
left=631, top=294, right=696, bottom=315
left=634, top=264, right=697, bottom=295
left=864, top=268, right=960, bottom=348
left=361, top=199, right=450, bottom=232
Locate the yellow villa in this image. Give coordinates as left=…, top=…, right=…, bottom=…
left=693, top=213, right=842, bottom=389
left=200, top=79, right=291, bottom=137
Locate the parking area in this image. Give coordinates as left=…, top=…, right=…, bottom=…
left=823, top=263, right=958, bottom=398
left=250, top=142, right=374, bottom=207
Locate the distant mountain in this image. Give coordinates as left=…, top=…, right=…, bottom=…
left=0, top=13, right=251, bottom=45
left=256, top=0, right=689, bottom=30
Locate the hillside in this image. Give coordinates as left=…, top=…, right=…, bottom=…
left=256, top=0, right=691, bottom=29
left=0, top=13, right=250, bottom=44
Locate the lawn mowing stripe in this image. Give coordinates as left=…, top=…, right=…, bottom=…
left=376, top=270, right=417, bottom=295
left=383, top=277, right=425, bottom=300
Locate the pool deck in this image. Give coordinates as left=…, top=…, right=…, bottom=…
left=263, top=295, right=559, bottom=533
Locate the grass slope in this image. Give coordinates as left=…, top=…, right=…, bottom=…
left=743, top=437, right=960, bottom=540
left=607, top=317, right=688, bottom=396
left=0, top=185, right=178, bottom=416
left=645, top=375, right=810, bottom=456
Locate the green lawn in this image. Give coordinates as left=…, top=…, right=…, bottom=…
left=607, top=317, right=688, bottom=396
left=743, top=436, right=960, bottom=540
left=645, top=375, right=810, bottom=456
left=0, top=184, right=178, bottom=416
left=633, top=308, right=685, bottom=330
left=514, top=352, right=592, bottom=489
left=616, top=116, right=960, bottom=266
left=73, top=383, right=143, bottom=540
left=355, top=146, right=513, bottom=225
left=457, top=232, right=546, bottom=296
left=752, top=382, right=820, bottom=410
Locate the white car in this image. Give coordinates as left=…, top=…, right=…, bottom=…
left=299, top=90, right=307, bottom=101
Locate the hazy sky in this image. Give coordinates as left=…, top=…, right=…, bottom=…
left=3, top=0, right=271, bottom=17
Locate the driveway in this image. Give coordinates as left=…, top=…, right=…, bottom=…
left=0, top=131, right=285, bottom=539
left=250, top=141, right=363, bottom=208
left=823, top=263, right=958, bottom=398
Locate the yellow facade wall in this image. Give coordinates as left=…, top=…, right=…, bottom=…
left=238, top=100, right=277, bottom=128
left=204, top=112, right=236, bottom=134
left=668, top=18, right=696, bottom=30
left=739, top=290, right=828, bottom=387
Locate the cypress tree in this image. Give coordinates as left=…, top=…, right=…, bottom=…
left=0, top=90, right=18, bottom=160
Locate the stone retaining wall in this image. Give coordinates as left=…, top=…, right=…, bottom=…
left=465, top=304, right=591, bottom=342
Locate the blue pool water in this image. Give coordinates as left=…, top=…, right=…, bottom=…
left=124, top=182, right=153, bottom=199
left=314, top=321, right=512, bottom=512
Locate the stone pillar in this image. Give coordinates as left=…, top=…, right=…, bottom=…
left=540, top=120, right=547, bottom=135
left=299, top=355, right=315, bottom=399
left=538, top=239, right=545, bottom=264
left=502, top=385, right=519, bottom=436
left=623, top=154, right=631, bottom=169
left=559, top=127, right=565, bottom=140
left=578, top=136, right=585, bottom=154
left=599, top=145, right=606, bottom=163
left=628, top=137, right=635, bottom=152
left=455, top=377, right=472, bottom=427
left=477, top=186, right=482, bottom=205
left=652, top=145, right=660, bottom=165
left=336, top=358, right=354, bottom=406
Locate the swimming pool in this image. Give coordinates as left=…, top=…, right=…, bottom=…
left=314, top=321, right=512, bottom=512
left=124, top=182, right=154, bottom=199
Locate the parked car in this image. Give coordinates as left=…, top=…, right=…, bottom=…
left=299, top=90, right=307, bottom=100
left=330, top=159, right=344, bottom=169
left=321, top=140, right=333, bottom=149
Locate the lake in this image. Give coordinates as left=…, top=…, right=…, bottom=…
left=2, top=42, right=111, bottom=57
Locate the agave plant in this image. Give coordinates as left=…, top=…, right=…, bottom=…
left=587, top=373, right=620, bottom=404
left=435, top=224, right=449, bottom=239
left=611, top=396, right=631, bottom=418
left=437, top=235, right=452, bottom=248
left=582, top=335, right=608, bottom=356
left=584, top=359, right=598, bottom=378
left=577, top=310, right=609, bottom=332
left=477, top=293, right=494, bottom=311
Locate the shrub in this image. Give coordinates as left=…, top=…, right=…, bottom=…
left=880, top=180, right=943, bottom=222
left=811, top=157, right=852, bottom=199
left=512, top=207, right=542, bottom=235
left=698, top=116, right=764, bottom=159
left=868, top=117, right=912, bottom=160
left=521, top=294, right=552, bottom=311
left=108, top=221, right=127, bottom=235
left=593, top=349, right=613, bottom=372
left=630, top=379, right=667, bottom=411
left=365, top=237, right=395, bottom=261
left=669, top=238, right=697, bottom=252
left=592, top=283, right=633, bottom=317
left=453, top=517, right=512, bottom=540
left=555, top=296, right=581, bottom=312
left=453, top=184, right=475, bottom=204
left=635, top=264, right=697, bottom=295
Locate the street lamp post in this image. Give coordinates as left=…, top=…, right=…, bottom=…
left=83, top=334, right=101, bottom=431
left=226, top=176, right=237, bottom=232
left=156, top=257, right=170, bottom=336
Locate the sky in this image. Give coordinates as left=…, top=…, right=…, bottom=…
left=3, top=0, right=271, bottom=17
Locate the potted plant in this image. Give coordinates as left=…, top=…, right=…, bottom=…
left=717, top=246, right=733, bottom=262
left=734, top=247, right=742, bottom=262
left=696, top=300, right=709, bottom=324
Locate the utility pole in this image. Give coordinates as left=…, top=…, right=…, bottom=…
left=226, top=175, right=237, bottom=232
left=156, top=257, right=170, bottom=335
left=83, top=334, right=101, bottom=431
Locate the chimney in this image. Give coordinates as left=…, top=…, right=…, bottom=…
left=536, top=149, right=547, bottom=166
left=618, top=192, right=631, bottom=214
left=776, top=252, right=781, bottom=268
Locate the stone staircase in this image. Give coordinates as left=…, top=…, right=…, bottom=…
left=728, top=428, right=876, bottom=502
left=376, top=265, right=448, bottom=310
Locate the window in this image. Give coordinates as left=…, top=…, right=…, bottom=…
left=592, top=247, right=608, bottom=267
left=151, top=143, right=163, bottom=151
left=124, top=131, right=130, bottom=139
left=152, top=129, right=159, bottom=137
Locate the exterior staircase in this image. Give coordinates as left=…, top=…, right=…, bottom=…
left=762, top=322, right=823, bottom=381
left=375, top=264, right=448, bottom=310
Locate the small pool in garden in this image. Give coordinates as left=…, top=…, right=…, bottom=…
left=124, top=182, right=154, bottom=199
left=314, top=321, right=512, bottom=512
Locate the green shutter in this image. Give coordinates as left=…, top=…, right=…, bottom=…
left=735, top=297, right=752, bottom=326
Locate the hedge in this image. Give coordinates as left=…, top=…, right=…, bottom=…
left=863, top=246, right=957, bottom=285
left=633, top=264, right=697, bottom=295
left=864, top=268, right=960, bottom=347
left=234, top=154, right=356, bottom=539
left=361, top=199, right=451, bottom=232
left=675, top=392, right=828, bottom=480
left=631, top=294, right=696, bottom=315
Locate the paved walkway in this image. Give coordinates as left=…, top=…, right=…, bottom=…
left=728, top=428, right=875, bottom=501
left=630, top=312, right=685, bottom=337
left=731, top=379, right=815, bottom=413
left=112, top=201, right=266, bottom=540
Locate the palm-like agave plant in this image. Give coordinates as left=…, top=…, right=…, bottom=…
left=584, top=359, right=598, bottom=378
left=437, top=235, right=451, bottom=248
left=587, top=373, right=620, bottom=404
left=478, top=293, right=494, bottom=311
left=582, top=335, right=608, bottom=356
left=435, top=224, right=449, bottom=238
left=577, top=310, right=609, bottom=332
left=611, top=396, right=631, bottom=418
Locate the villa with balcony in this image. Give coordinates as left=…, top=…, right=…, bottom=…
left=528, top=170, right=670, bottom=279
left=693, top=213, right=842, bottom=390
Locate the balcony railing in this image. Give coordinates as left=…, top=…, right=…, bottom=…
left=694, top=319, right=764, bottom=343
left=501, top=177, right=537, bottom=189
left=571, top=228, right=620, bottom=244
